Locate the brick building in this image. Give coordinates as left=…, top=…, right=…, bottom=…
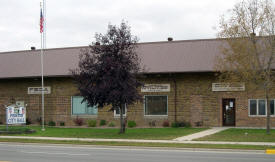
left=0, top=38, right=274, bottom=127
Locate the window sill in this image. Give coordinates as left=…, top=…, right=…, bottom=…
left=248, top=115, right=267, bottom=117
left=71, top=115, right=97, bottom=118
left=249, top=115, right=275, bottom=117
left=144, top=115, right=168, bottom=118
left=114, top=115, right=126, bottom=118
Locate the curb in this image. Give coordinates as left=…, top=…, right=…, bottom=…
left=266, top=149, right=275, bottom=154
left=1, top=136, right=275, bottom=146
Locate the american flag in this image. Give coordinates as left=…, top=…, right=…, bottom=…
left=40, top=8, right=44, bottom=33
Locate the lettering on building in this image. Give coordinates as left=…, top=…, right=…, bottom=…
left=28, top=86, right=51, bottom=94
left=141, top=84, right=170, bottom=92
left=212, top=83, right=245, bottom=91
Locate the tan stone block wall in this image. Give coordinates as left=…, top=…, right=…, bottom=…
left=0, top=74, right=275, bottom=127
left=0, top=77, right=77, bottom=125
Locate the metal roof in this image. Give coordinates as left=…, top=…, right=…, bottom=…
left=0, top=38, right=223, bottom=78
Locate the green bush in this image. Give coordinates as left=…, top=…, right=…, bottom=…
left=177, top=121, right=185, bottom=127
left=99, top=120, right=106, bottom=126
left=108, top=121, right=115, bottom=127
left=88, top=120, right=97, bottom=127
left=48, top=121, right=56, bottom=126
left=195, top=121, right=203, bottom=127
left=127, top=121, right=136, bottom=128
left=26, top=118, right=32, bottom=125
left=184, top=122, right=191, bottom=128
left=171, top=122, right=180, bottom=128
left=59, top=121, right=65, bottom=126
left=171, top=121, right=191, bottom=128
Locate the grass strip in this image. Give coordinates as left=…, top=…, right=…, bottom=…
left=0, top=126, right=207, bottom=140
left=196, top=128, right=275, bottom=142
left=0, top=138, right=274, bottom=150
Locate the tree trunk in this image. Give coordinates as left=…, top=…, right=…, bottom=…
left=265, top=87, right=271, bottom=134
left=119, top=104, right=125, bottom=134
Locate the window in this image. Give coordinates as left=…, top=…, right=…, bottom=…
left=249, top=99, right=266, bottom=116
left=258, top=100, right=266, bottom=115
left=249, top=99, right=275, bottom=116
left=249, top=100, right=257, bottom=115
left=72, top=96, right=97, bottom=115
left=144, top=96, right=168, bottom=116
left=114, top=104, right=127, bottom=116
left=269, top=100, right=275, bottom=115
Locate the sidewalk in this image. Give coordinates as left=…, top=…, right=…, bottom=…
left=174, top=127, right=230, bottom=141
left=1, top=135, right=275, bottom=146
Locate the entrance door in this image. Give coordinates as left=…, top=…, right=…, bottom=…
left=222, top=98, right=235, bottom=126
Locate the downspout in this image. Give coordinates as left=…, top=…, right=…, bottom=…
left=173, top=78, right=177, bottom=123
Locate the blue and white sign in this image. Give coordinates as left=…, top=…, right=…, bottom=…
left=6, top=105, right=26, bottom=124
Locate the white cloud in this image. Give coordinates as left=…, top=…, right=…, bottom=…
left=0, top=0, right=239, bottom=52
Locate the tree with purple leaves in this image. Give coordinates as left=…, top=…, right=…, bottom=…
left=72, top=21, right=142, bottom=134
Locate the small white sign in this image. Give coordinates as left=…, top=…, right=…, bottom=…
left=6, top=105, right=26, bottom=124
left=141, top=84, right=170, bottom=92
left=212, top=83, right=245, bottom=91
left=230, top=102, right=233, bottom=108
left=28, top=86, right=51, bottom=94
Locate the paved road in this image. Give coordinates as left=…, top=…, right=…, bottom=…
left=0, top=143, right=274, bottom=162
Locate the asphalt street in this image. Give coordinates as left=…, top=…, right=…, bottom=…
left=0, top=143, right=274, bottom=162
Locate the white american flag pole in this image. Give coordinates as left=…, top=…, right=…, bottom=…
left=40, top=1, right=45, bottom=131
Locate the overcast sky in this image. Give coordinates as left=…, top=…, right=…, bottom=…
left=0, top=0, right=241, bottom=52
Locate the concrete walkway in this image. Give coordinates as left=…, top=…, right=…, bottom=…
left=1, top=135, right=275, bottom=146
left=174, top=127, right=230, bottom=141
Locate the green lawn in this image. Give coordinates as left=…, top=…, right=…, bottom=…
left=0, top=138, right=274, bottom=150
left=0, top=126, right=207, bottom=140
left=196, top=128, right=275, bottom=142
